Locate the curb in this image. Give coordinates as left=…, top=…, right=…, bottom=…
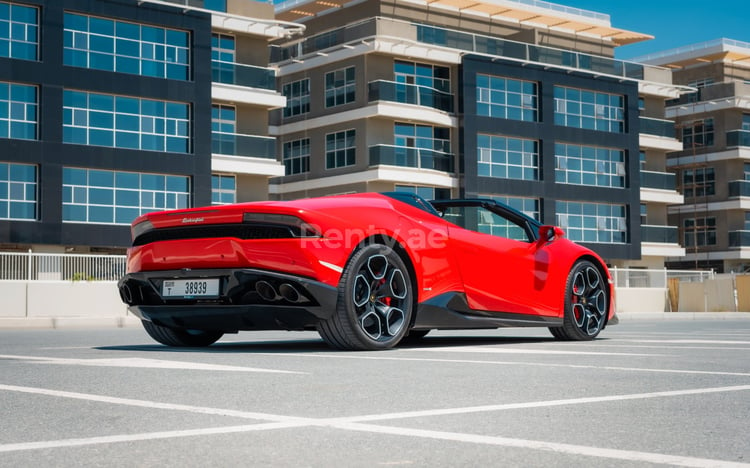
left=0, top=316, right=142, bottom=329
left=615, top=312, right=750, bottom=321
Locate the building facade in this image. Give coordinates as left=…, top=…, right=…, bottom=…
left=636, top=39, right=750, bottom=273
left=269, top=0, right=686, bottom=265
left=0, top=0, right=300, bottom=253
left=1, top=0, right=688, bottom=268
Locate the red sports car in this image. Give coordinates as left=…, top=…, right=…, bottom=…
left=118, top=192, right=616, bottom=350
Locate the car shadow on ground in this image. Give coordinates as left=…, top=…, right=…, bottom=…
left=95, top=333, right=586, bottom=354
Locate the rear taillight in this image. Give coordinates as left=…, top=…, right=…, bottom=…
left=242, top=213, right=320, bottom=238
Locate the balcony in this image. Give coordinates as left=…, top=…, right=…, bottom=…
left=640, top=170, right=676, bottom=191
left=639, top=117, right=675, bottom=138
left=212, top=132, right=282, bottom=176
left=368, top=80, right=453, bottom=113
left=641, top=225, right=678, bottom=244
left=212, top=60, right=275, bottom=90
left=212, top=132, right=276, bottom=159
left=727, top=129, right=750, bottom=148
left=369, top=145, right=454, bottom=173
left=667, top=81, right=750, bottom=107
left=729, top=180, right=750, bottom=198
left=270, top=17, right=661, bottom=82
left=729, top=231, right=750, bottom=248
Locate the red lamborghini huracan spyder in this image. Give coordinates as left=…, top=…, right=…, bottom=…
left=118, top=192, right=616, bottom=350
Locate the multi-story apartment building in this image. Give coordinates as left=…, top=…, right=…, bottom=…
left=1, top=0, right=687, bottom=268
left=635, top=39, right=750, bottom=272
left=0, top=0, right=300, bottom=253
left=269, top=0, right=686, bottom=266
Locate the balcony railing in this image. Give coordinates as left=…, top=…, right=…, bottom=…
left=641, top=225, right=678, bottom=244
left=728, top=180, right=750, bottom=198
left=639, top=117, right=676, bottom=138
left=729, top=231, right=750, bottom=248
left=212, top=60, right=276, bottom=90
left=270, top=17, right=655, bottom=81
left=727, top=129, right=750, bottom=148
left=212, top=132, right=276, bottom=159
left=667, top=80, right=750, bottom=107
left=369, top=145, right=454, bottom=172
left=640, top=170, right=676, bottom=191
left=368, top=80, right=453, bottom=113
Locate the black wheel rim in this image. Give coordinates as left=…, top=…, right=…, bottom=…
left=570, top=266, right=607, bottom=336
left=351, top=253, right=409, bottom=342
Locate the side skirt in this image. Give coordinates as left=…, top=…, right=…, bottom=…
left=413, top=292, right=563, bottom=330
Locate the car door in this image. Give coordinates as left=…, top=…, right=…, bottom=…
left=435, top=201, right=558, bottom=316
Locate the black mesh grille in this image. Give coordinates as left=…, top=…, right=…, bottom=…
left=133, top=224, right=295, bottom=247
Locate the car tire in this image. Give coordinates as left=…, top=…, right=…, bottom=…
left=549, top=260, right=608, bottom=341
left=142, top=320, right=223, bottom=347
left=317, top=243, right=413, bottom=350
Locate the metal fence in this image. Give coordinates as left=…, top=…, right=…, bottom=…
left=610, top=267, right=714, bottom=289
left=0, top=252, right=719, bottom=287
left=0, top=252, right=126, bottom=281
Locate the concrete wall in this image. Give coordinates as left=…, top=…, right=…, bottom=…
left=0, top=281, right=129, bottom=319
left=615, top=287, right=668, bottom=314
left=677, top=277, right=738, bottom=312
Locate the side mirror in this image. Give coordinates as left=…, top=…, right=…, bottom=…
left=538, top=225, right=565, bottom=243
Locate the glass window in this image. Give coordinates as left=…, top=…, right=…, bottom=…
left=62, top=167, right=190, bottom=225
left=477, top=134, right=538, bottom=180
left=325, top=67, right=355, bottom=108
left=211, top=33, right=235, bottom=84
left=282, top=78, right=310, bottom=118
left=394, top=60, right=450, bottom=93
left=0, top=81, right=37, bottom=140
left=325, top=129, right=355, bottom=169
left=438, top=204, right=533, bottom=243
left=0, top=161, right=36, bottom=220
left=0, top=1, right=38, bottom=61
left=63, top=12, right=190, bottom=80
left=683, top=217, right=716, bottom=247
left=682, top=167, right=715, bottom=198
left=555, top=143, right=625, bottom=188
left=395, top=185, right=450, bottom=201
left=556, top=201, right=627, bottom=244
left=476, top=74, right=537, bottom=122
left=554, top=86, right=625, bottom=133
left=681, top=118, right=714, bottom=149
left=63, top=90, right=190, bottom=153
left=204, top=0, right=227, bottom=12
left=482, top=195, right=540, bottom=222
left=283, top=138, right=310, bottom=175
left=211, top=174, right=235, bottom=205
left=742, top=114, right=750, bottom=132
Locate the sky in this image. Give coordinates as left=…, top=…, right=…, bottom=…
left=546, top=0, right=750, bottom=60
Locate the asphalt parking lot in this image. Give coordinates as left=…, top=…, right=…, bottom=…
left=1, top=318, right=749, bottom=467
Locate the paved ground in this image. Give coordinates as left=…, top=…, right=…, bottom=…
left=1, top=319, right=749, bottom=467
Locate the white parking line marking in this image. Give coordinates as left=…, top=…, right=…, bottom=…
left=335, top=422, right=750, bottom=468
left=403, top=346, right=660, bottom=356
left=333, top=385, right=750, bottom=423
left=0, top=422, right=302, bottom=453
left=1, top=383, right=749, bottom=466
left=565, top=344, right=750, bottom=351
left=0, top=384, right=305, bottom=423
left=0, top=354, right=303, bottom=374
left=250, top=353, right=750, bottom=377
left=619, top=339, right=750, bottom=345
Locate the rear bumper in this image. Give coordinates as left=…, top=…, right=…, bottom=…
left=118, top=268, right=338, bottom=332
